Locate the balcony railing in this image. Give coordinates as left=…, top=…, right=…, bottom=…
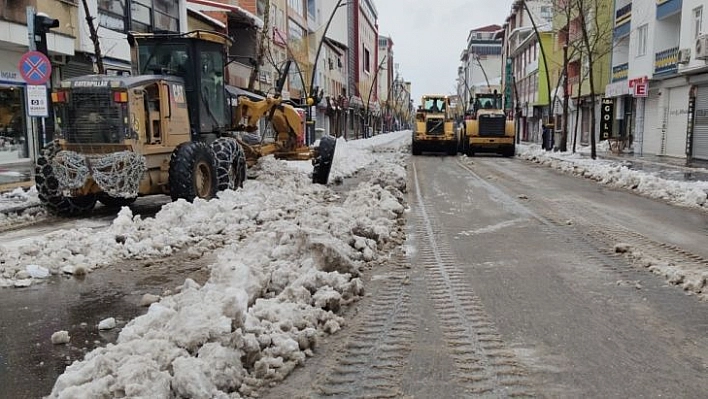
left=615, top=3, right=631, bottom=26
left=654, top=46, right=678, bottom=75
left=656, top=0, right=682, bottom=20
left=612, top=63, right=629, bottom=82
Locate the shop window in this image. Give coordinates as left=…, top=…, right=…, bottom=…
left=0, top=87, right=28, bottom=159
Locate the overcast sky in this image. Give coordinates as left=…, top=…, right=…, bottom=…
left=375, top=0, right=514, bottom=104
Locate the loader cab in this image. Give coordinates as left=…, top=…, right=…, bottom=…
left=471, top=91, right=503, bottom=118
left=128, top=31, right=232, bottom=138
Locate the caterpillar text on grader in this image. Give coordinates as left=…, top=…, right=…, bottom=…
left=36, top=30, right=336, bottom=216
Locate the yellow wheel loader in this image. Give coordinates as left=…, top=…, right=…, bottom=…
left=411, top=95, right=458, bottom=156
left=461, top=90, right=515, bottom=157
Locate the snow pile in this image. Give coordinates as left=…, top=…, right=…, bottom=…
left=612, top=243, right=708, bottom=301
left=47, top=134, right=409, bottom=398
left=0, top=185, right=42, bottom=223
left=0, top=132, right=411, bottom=288
left=517, top=144, right=708, bottom=210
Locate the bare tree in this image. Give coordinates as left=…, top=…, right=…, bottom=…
left=573, top=0, right=614, bottom=158
left=81, top=0, right=104, bottom=74
left=248, top=0, right=271, bottom=91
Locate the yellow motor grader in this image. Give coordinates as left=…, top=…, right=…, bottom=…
left=36, top=30, right=335, bottom=216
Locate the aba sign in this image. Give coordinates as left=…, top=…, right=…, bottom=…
left=600, top=98, right=614, bottom=141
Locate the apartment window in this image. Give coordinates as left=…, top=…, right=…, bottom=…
left=98, top=0, right=178, bottom=33
left=363, top=47, right=371, bottom=73
left=153, top=0, right=179, bottom=32
left=98, top=0, right=126, bottom=31
left=637, top=24, right=648, bottom=56
left=288, top=0, right=303, bottom=16
left=694, top=7, right=704, bottom=38
left=307, top=0, right=316, bottom=20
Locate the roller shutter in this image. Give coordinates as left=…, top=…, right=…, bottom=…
left=60, top=60, right=94, bottom=80
left=693, top=85, right=708, bottom=160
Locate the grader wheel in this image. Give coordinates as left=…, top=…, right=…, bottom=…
left=35, top=142, right=97, bottom=216
left=211, top=137, right=247, bottom=191
left=312, top=135, right=336, bottom=184
left=168, top=141, right=218, bottom=201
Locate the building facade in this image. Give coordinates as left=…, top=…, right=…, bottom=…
left=377, top=35, right=394, bottom=132
left=348, top=0, right=378, bottom=138
left=459, top=24, right=504, bottom=116
left=606, top=0, right=707, bottom=160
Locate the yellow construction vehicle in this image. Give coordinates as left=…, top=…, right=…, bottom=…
left=411, top=95, right=457, bottom=155
left=36, top=31, right=335, bottom=216
left=461, top=90, right=515, bottom=157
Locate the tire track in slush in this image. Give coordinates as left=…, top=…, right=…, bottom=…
left=314, top=256, right=416, bottom=398
left=411, top=162, right=536, bottom=398
left=474, top=158, right=708, bottom=300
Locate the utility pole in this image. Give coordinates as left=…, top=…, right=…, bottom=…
left=27, top=7, right=59, bottom=149
left=561, top=43, right=569, bottom=152
left=364, top=56, right=386, bottom=138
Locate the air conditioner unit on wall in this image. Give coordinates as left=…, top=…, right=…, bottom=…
left=696, top=34, right=708, bottom=60
left=678, top=48, right=691, bottom=64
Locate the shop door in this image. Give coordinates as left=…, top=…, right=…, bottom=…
left=692, top=85, right=708, bottom=160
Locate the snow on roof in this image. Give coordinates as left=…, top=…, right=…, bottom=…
left=187, top=0, right=264, bottom=29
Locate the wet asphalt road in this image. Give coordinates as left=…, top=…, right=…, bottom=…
left=0, top=195, right=193, bottom=398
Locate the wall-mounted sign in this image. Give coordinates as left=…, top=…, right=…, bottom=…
left=600, top=97, right=614, bottom=140
left=27, top=84, right=49, bottom=117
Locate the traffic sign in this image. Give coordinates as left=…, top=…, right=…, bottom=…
left=26, top=85, right=49, bottom=117
left=18, top=51, right=52, bottom=85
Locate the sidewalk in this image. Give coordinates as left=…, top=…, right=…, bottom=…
left=589, top=150, right=708, bottom=183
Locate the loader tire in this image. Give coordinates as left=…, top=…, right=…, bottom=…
left=169, top=141, right=218, bottom=202
left=412, top=141, right=422, bottom=155
left=447, top=142, right=458, bottom=156
left=35, top=142, right=97, bottom=216
left=312, top=135, right=336, bottom=184
left=97, top=193, right=137, bottom=208
left=503, top=144, right=516, bottom=157
left=211, top=137, right=247, bottom=191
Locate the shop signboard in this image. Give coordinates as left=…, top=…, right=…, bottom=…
left=26, top=85, right=49, bottom=117
left=600, top=97, right=614, bottom=140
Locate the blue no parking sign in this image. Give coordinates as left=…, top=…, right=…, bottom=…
left=18, top=51, right=52, bottom=85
